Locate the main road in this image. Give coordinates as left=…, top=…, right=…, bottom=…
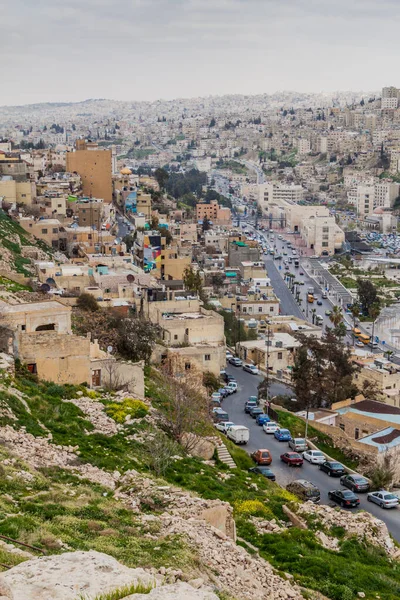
left=223, top=364, right=400, bottom=541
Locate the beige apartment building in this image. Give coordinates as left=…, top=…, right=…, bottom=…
left=0, top=176, right=34, bottom=204
left=196, top=200, right=231, bottom=224
left=237, top=333, right=300, bottom=374
left=300, top=215, right=345, bottom=256
left=66, top=140, right=112, bottom=202
left=18, top=217, right=67, bottom=250
left=258, top=183, right=305, bottom=211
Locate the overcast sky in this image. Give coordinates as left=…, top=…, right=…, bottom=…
left=2, top=0, right=400, bottom=106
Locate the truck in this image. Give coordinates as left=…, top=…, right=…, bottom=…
left=226, top=425, right=250, bottom=445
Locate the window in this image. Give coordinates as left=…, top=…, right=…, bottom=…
left=339, top=423, right=345, bottom=431
left=52, top=228, right=58, bottom=233
left=21, top=194, right=26, bottom=198
left=270, top=306, right=274, bottom=312
left=355, top=428, right=359, bottom=440
left=258, top=307, right=263, bottom=313
left=322, top=242, right=328, bottom=247
left=277, top=352, right=283, bottom=360
left=21, top=325, right=26, bottom=331
left=242, top=307, right=247, bottom=313
left=205, top=354, right=211, bottom=361
left=174, top=334, right=178, bottom=340
left=41, top=228, right=48, bottom=234
left=185, top=363, right=191, bottom=371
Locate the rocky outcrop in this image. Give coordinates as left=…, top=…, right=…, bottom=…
left=126, top=582, right=219, bottom=599
left=299, top=502, right=395, bottom=555
left=62, top=395, right=121, bottom=436
left=0, top=551, right=157, bottom=600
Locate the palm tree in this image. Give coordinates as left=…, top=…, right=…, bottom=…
left=329, top=305, right=343, bottom=328
left=311, top=308, right=317, bottom=325
left=349, top=302, right=361, bottom=346
left=369, top=303, right=380, bottom=347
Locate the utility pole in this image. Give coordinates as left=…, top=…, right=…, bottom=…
left=265, top=325, right=271, bottom=414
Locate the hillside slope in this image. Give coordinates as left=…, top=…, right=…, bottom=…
left=0, top=370, right=398, bottom=599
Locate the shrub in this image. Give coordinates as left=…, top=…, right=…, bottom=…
left=106, top=398, right=148, bottom=424
left=77, top=293, right=100, bottom=312
left=234, top=500, right=271, bottom=518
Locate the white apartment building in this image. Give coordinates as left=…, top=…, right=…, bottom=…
left=296, top=138, right=311, bottom=155
left=374, top=181, right=400, bottom=208
left=318, top=136, right=328, bottom=153
left=300, top=216, right=345, bottom=256
left=259, top=183, right=305, bottom=209
left=382, top=86, right=399, bottom=99
left=382, top=97, right=398, bottom=110
left=348, top=184, right=375, bottom=217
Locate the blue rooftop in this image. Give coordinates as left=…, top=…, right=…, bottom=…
left=357, top=427, right=400, bottom=451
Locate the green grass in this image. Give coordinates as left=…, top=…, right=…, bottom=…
left=78, top=581, right=153, bottom=600
left=0, top=276, right=31, bottom=292
left=275, top=410, right=359, bottom=470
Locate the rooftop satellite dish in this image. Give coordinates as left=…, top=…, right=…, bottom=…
left=107, top=346, right=113, bottom=354
left=46, top=277, right=55, bottom=285
left=41, top=283, right=51, bottom=293
left=127, top=274, right=135, bottom=282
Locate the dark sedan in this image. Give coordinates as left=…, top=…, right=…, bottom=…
left=248, top=466, right=276, bottom=481
left=340, top=474, right=370, bottom=493
left=280, top=452, right=303, bottom=467
left=319, top=461, right=346, bottom=477
left=328, top=489, right=360, bottom=508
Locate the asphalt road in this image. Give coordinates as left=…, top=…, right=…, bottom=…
left=116, top=212, right=130, bottom=239
left=263, top=258, right=304, bottom=319
left=223, top=364, right=400, bottom=541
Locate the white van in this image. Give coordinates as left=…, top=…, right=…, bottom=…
left=226, top=425, right=249, bottom=445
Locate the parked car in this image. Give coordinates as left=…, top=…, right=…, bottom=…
left=288, top=437, right=308, bottom=452
left=263, top=421, right=279, bottom=434
left=249, top=407, right=264, bottom=419
left=229, top=357, right=243, bottom=367
left=302, top=449, right=326, bottom=464
left=218, top=388, right=229, bottom=398
left=211, top=392, right=222, bottom=402
left=223, top=386, right=234, bottom=396
left=286, top=479, right=320, bottom=503
left=215, top=421, right=235, bottom=434
left=251, top=449, right=272, bottom=465
left=226, top=351, right=233, bottom=360
left=367, top=490, right=399, bottom=509
left=280, top=452, right=303, bottom=467
left=319, top=461, right=346, bottom=477
left=244, top=400, right=258, bottom=413
left=226, top=382, right=238, bottom=393
left=328, top=489, right=360, bottom=508
left=243, top=364, right=259, bottom=375
left=227, top=425, right=249, bottom=445
left=355, top=341, right=365, bottom=348
left=248, top=466, right=276, bottom=481
left=340, top=474, right=370, bottom=493
left=256, top=414, right=271, bottom=426
left=213, top=410, right=230, bottom=424
left=274, top=428, right=292, bottom=442
left=223, top=373, right=236, bottom=383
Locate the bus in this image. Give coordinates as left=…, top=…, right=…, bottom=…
left=352, top=327, right=361, bottom=337
left=357, top=334, right=371, bottom=345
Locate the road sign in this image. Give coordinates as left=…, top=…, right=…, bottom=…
left=382, top=340, right=386, bottom=345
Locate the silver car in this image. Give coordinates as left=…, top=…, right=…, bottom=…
left=288, top=437, right=308, bottom=452
left=367, top=490, right=399, bottom=509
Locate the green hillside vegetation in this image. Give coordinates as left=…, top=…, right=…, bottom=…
left=0, top=210, right=53, bottom=276
left=0, top=368, right=399, bottom=598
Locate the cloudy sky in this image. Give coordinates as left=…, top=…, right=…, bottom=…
left=1, top=0, right=399, bottom=105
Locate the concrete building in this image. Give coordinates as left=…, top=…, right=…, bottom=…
left=300, top=215, right=345, bottom=256
left=66, top=141, right=112, bottom=202
left=259, top=183, right=305, bottom=210
left=0, top=176, right=34, bottom=205
left=374, top=181, right=399, bottom=208
left=228, top=241, right=259, bottom=267
left=237, top=333, right=300, bottom=375
left=73, top=198, right=104, bottom=229
left=196, top=200, right=231, bottom=224
left=18, top=217, right=67, bottom=251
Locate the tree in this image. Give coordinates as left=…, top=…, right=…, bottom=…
left=117, top=318, right=160, bottom=364
left=203, top=371, right=220, bottom=393
left=357, top=279, right=379, bottom=317
left=154, top=167, right=169, bottom=191
left=77, top=293, right=100, bottom=312
left=157, top=374, right=211, bottom=452
left=202, top=217, right=211, bottom=232
left=329, top=305, right=345, bottom=338
left=211, top=273, right=225, bottom=290
left=183, top=266, right=203, bottom=295
left=368, top=452, right=395, bottom=490
left=209, top=118, right=216, bottom=128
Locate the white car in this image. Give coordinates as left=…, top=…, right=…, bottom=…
left=226, top=381, right=238, bottom=393
left=243, top=364, right=259, bottom=375
left=226, top=351, right=233, bottom=360
left=367, top=490, right=399, bottom=509
left=302, top=450, right=326, bottom=464
left=215, top=421, right=235, bottom=434
left=263, top=421, right=279, bottom=434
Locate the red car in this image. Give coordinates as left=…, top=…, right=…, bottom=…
left=280, top=452, right=303, bottom=467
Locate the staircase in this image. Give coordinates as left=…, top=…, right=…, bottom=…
left=217, top=443, right=237, bottom=469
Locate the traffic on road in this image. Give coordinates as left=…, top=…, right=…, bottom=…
left=215, top=364, right=400, bottom=541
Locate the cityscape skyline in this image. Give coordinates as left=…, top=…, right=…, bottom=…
left=3, top=0, right=400, bottom=105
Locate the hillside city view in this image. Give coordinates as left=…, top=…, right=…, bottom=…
left=3, top=2, right=400, bottom=600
